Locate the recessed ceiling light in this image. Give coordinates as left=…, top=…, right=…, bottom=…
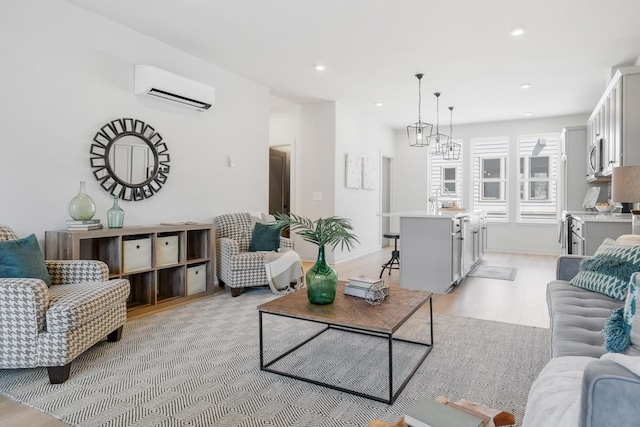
left=314, top=64, right=326, bottom=71
left=520, top=83, right=532, bottom=89
left=524, top=112, right=533, bottom=116
left=375, top=102, right=383, bottom=107
left=510, top=27, right=526, bottom=37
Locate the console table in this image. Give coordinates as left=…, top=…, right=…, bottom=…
left=45, top=223, right=216, bottom=318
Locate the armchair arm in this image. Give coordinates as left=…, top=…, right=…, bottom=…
left=0, top=278, right=49, bottom=343
left=279, top=237, right=294, bottom=250
left=45, top=260, right=109, bottom=285
left=556, top=255, right=588, bottom=281
left=217, top=237, right=240, bottom=258
left=580, top=359, right=640, bottom=427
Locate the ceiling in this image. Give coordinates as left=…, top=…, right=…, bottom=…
left=67, top=0, right=640, bottom=128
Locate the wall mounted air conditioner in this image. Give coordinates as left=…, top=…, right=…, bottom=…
left=134, top=65, right=215, bottom=111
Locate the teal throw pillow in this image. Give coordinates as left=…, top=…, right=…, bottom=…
left=248, top=223, right=281, bottom=252
left=0, top=234, right=51, bottom=286
left=570, top=238, right=640, bottom=300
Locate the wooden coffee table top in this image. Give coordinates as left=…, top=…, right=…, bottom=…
left=257, top=283, right=432, bottom=334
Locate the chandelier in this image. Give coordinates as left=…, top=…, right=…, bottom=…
left=407, top=74, right=433, bottom=147
left=429, top=92, right=448, bottom=155
left=443, top=106, right=462, bottom=160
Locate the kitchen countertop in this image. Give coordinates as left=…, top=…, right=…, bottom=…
left=564, top=210, right=632, bottom=222
left=379, top=210, right=478, bottom=219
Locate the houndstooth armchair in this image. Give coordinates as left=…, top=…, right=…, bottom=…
left=215, top=213, right=294, bottom=296
left=0, top=225, right=130, bottom=383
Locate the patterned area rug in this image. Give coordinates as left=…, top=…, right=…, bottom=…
left=467, top=265, right=518, bottom=281
left=0, top=288, right=548, bottom=427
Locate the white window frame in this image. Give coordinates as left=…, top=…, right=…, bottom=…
left=442, top=166, right=458, bottom=195
left=470, top=137, right=509, bottom=222
left=516, top=134, right=559, bottom=224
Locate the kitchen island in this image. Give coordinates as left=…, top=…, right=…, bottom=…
left=382, top=211, right=487, bottom=293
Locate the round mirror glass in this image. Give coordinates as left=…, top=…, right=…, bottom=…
left=90, top=118, right=170, bottom=201
left=108, top=135, right=157, bottom=186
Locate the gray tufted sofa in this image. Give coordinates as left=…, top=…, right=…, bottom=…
left=524, top=239, right=640, bottom=426
left=0, top=225, right=130, bottom=383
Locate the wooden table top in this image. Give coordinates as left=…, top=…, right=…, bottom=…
left=257, top=283, right=432, bottom=334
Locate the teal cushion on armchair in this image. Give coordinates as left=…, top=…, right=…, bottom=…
left=248, top=223, right=281, bottom=252
left=0, top=233, right=51, bottom=286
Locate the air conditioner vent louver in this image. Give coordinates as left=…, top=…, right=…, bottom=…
left=135, top=65, right=215, bottom=112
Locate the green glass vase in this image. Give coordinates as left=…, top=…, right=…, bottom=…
left=306, top=245, right=338, bottom=304
left=107, top=196, right=125, bottom=228
left=68, top=181, right=96, bottom=220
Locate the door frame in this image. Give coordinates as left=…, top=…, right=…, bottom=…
left=269, top=141, right=296, bottom=216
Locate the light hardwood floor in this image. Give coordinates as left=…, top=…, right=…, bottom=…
left=0, top=249, right=557, bottom=426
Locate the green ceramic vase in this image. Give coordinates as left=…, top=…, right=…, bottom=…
left=306, top=245, right=338, bottom=304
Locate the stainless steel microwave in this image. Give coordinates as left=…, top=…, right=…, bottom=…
left=586, top=135, right=605, bottom=181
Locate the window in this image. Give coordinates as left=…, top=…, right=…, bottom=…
left=517, top=135, right=558, bottom=222
left=429, top=140, right=463, bottom=204
left=443, top=167, right=457, bottom=193
left=471, top=137, right=509, bottom=221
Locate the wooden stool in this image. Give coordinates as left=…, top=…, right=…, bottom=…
left=380, top=233, right=400, bottom=278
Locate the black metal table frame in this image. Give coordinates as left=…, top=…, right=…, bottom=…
left=259, top=296, right=433, bottom=404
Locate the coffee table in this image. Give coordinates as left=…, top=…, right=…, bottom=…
left=257, top=283, right=433, bottom=404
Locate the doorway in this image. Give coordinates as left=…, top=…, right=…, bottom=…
left=381, top=157, right=392, bottom=247
left=269, top=146, right=291, bottom=219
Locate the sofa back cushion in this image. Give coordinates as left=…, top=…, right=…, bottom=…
left=570, top=238, right=640, bottom=301
left=625, top=273, right=640, bottom=356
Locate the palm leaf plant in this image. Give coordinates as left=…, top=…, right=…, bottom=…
left=272, top=213, right=359, bottom=304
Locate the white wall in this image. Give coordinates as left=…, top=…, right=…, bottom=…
left=334, top=103, right=395, bottom=262
left=395, top=113, right=589, bottom=254
left=269, top=99, right=396, bottom=263
left=0, top=0, right=271, bottom=244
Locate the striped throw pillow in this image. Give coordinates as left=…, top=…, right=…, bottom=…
left=570, top=238, right=640, bottom=301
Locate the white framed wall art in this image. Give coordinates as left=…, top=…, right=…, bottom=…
left=362, top=157, right=377, bottom=190
left=345, top=153, right=362, bottom=189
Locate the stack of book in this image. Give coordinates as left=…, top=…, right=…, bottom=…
left=67, top=219, right=103, bottom=231
left=344, top=275, right=389, bottom=298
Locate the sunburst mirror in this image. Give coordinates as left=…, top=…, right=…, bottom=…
left=90, top=118, right=170, bottom=201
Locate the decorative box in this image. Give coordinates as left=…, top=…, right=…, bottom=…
left=187, top=264, right=207, bottom=295
left=122, top=237, right=152, bottom=273
left=156, top=235, right=179, bottom=266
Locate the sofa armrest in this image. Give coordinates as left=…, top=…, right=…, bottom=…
left=0, top=278, right=49, bottom=337
left=557, top=255, right=588, bottom=281
left=279, top=237, right=294, bottom=250
left=45, top=260, right=109, bottom=285
left=580, top=359, right=640, bottom=427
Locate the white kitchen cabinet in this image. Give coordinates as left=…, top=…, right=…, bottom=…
left=569, top=214, right=632, bottom=256
left=586, top=66, right=640, bottom=181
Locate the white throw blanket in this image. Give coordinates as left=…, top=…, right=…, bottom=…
left=263, top=249, right=304, bottom=295
left=523, top=356, right=594, bottom=427
left=601, top=352, right=640, bottom=375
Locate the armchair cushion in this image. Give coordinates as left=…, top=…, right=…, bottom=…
left=0, top=234, right=51, bottom=286
left=249, top=222, right=281, bottom=252
left=47, top=280, right=130, bottom=333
